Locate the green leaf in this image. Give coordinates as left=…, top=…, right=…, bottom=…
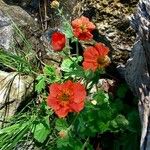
left=109, top=120, right=118, bottom=129
left=43, top=65, right=55, bottom=75
left=55, top=119, right=69, bottom=131
left=56, top=136, right=70, bottom=149
left=94, top=91, right=109, bottom=105
left=35, top=75, right=46, bottom=93
left=71, top=37, right=78, bottom=43
left=69, top=138, right=83, bottom=150
left=109, top=115, right=128, bottom=131
left=62, top=21, right=73, bottom=38
left=111, top=98, right=124, bottom=113
left=76, top=56, right=83, bottom=62
left=117, top=84, right=128, bottom=98
left=64, top=65, right=85, bottom=79
left=33, top=123, right=50, bottom=143
left=127, top=110, right=140, bottom=132
left=61, top=58, right=73, bottom=72
left=61, top=57, right=83, bottom=73
left=115, top=115, right=129, bottom=127
left=0, top=124, right=20, bottom=134
left=97, top=122, right=109, bottom=133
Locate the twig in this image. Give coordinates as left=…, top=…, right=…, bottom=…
left=39, top=0, right=44, bottom=30
left=44, top=0, right=48, bottom=30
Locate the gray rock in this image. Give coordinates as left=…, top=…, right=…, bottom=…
left=0, top=0, right=39, bottom=51
left=125, top=0, right=150, bottom=149
left=0, top=0, right=38, bottom=28
left=0, top=10, right=13, bottom=50
left=0, top=71, right=34, bottom=127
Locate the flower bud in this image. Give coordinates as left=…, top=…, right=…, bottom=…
left=50, top=0, right=60, bottom=9
left=58, top=130, right=67, bottom=138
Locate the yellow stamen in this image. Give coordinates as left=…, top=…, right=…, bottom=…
left=97, top=55, right=110, bottom=67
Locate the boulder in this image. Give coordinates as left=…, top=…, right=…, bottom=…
left=0, top=71, right=34, bottom=127
left=0, top=0, right=37, bottom=28
left=0, top=0, right=40, bottom=51
left=0, top=10, right=13, bottom=50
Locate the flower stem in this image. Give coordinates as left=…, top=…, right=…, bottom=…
left=67, top=114, right=79, bottom=131
left=76, top=40, right=79, bottom=56
left=81, top=137, right=89, bottom=150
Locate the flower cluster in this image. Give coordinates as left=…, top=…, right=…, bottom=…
left=47, top=15, right=110, bottom=117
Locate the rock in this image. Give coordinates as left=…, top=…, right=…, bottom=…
left=88, top=78, right=116, bottom=100
left=0, top=71, right=34, bottom=127
left=0, top=10, right=13, bottom=50
left=0, top=0, right=40, bottom=51
left=0, top=0, right=38, bottom=28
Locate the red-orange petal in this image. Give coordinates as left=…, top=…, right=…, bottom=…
left=77, top=31, right=93, bottom=41
left=73, top=83, right=86, bottom=103
left=51, top=32, right=66, bottom=51
left=61, top=80, right=73, bottom=90
left=95, top=43, right=109, bottom=56
left=87, top=22, right=96, bottom=30
left=47, top=96, right=60, bottom=110
left=73, top=28, right=82, bottom=37
left=55, top=107, right=70, bottom=118
left=82, top=61, right=98, bottom=71
left=70, top=101, right=84, bottom=112
left=79, top=16, right=95, bottom=30
left=49, top=83, right=61, bottom=98
left=47, top=80, right=87, bottom=118
left=83, top=47, right=99, bottom=60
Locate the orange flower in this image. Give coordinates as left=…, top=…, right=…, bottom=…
left=47, top=80, right=86, bottom=118
left=51, top=32, right=66, bottom=51
left=71, top=16, right=96, bottom=41
left=82, top=43, right=110, bottom=71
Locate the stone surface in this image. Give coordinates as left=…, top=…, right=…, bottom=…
left=0, top=10, right=13, bottom=50
left=0, top=71, right=34, bottom=127
left=0, top=0, right=38, bottom=28
left=125, top=0, right=150, bottom=149
left=0, top=0, right=40, bottom=51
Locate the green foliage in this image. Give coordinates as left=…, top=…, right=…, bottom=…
left=0, top=104, right=55, bottom=150
left=0, top=117, right=32, bottom=150
left=35, top=65, right=60, bottom=93
left=0, top=9, right=140, bottom=150
left=61, top=56, right=83, bottom=73
left=94, top=90, right=109, bottom=105
left=0, top=50, right=33, bottom=74
left=117, top=83, right=128, bottom=98
left=56, top=136, right=83, bottom=150
left=73, top=90, right=129, bottom=138
left=33, top=122, right=50, bottom=143
left=35, top=75, right=46, bottom=93
left=62, top=21, right=74, bottom=39
left=55, top=119, right=69, bottom=131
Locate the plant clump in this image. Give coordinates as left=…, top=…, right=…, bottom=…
left=0, top=2, right=140, bottom=150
